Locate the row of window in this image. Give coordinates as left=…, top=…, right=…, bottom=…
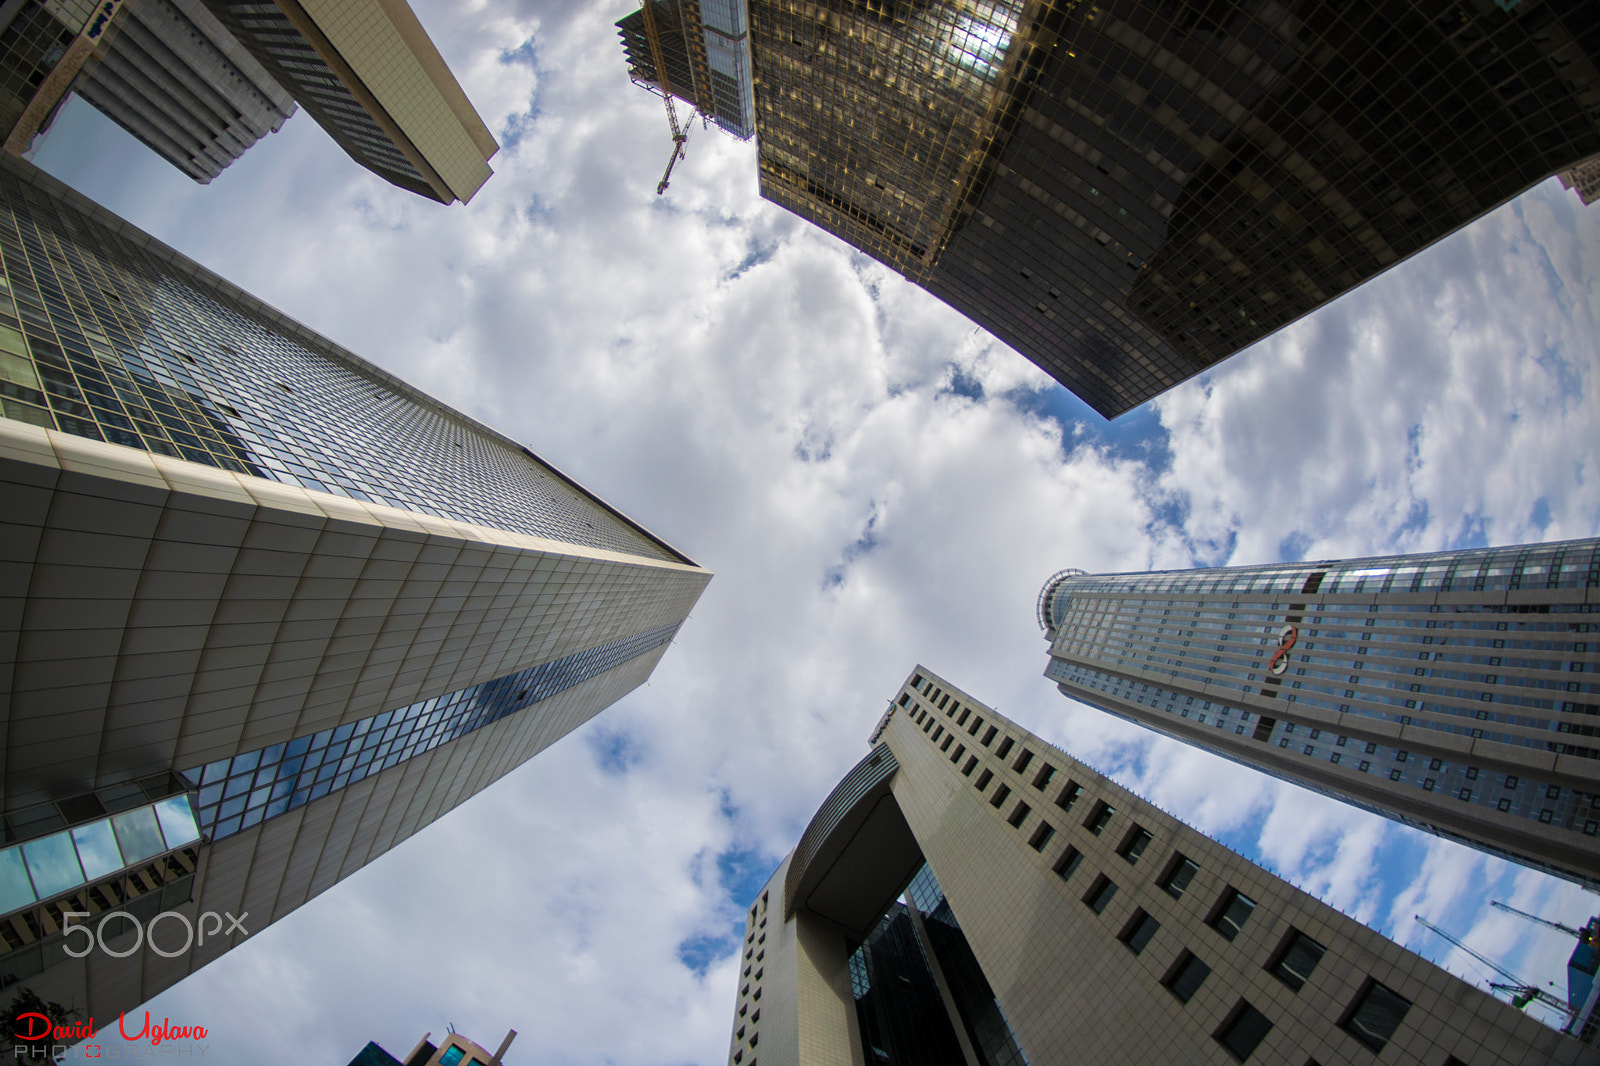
left=731, top=890, right=769, bottom=1066
left=905, top=686, right=1422, bottom=1063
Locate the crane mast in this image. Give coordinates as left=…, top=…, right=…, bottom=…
left=1491, top=900, right=1590, bottom=941
left=637, top=0, right=693, bottom=196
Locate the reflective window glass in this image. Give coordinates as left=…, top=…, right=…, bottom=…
left=70, top=819, right=125, bottom=880
left=21, top=831, right=83, bottom=898
left=0, top=846, right=37, bottom=913
left=111, top=807, right=166, bottom=863
left=154, top=796, right=201, bottom=848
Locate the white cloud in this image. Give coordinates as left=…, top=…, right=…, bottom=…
left=29, top=0, right=1600, bottom=1061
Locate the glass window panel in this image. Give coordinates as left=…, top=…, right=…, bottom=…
left=21, top=831, right=84, bottom=899
left=0, top=846, right=38, bottom=914
left=71, top=819, right=125, bottom=880
left=111, top=807, right=166, bottom=863
left=153, top=796, right=200, bottom=847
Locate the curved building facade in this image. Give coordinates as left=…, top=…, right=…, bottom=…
left=728, top=666, right=1592, bottom=1065
left=1040, top=539, right=1600, bottom=887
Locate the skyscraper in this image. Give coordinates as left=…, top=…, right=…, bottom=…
left=1039, top=538, right=1599, bottom=888
left=171, top=0, right=499, bottom=203
left=70, top=0, right=298, bottom=183
left=0, top=153, right=709, bottom=1020
left=0, top=0, right=497, bottom=203
left=617, top=0, right=755, bottom=141
left=747, top=0, right=1600, bottom=417
left=729, top=666, right=1592, bottom=1065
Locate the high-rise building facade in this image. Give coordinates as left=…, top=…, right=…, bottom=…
left=0, top=0, right=133, bottom=155
left=617, top=0, right=756, bottom=140
left=729, top=666, right=1591, bottom=1065
left=187, top=0, right=499, bottom=203
left=747, top=0, right=1600, bottom=417
left=346, top=1025, right=516, bottom=1066
left=0, top=154, right=709, bottom=1020
left=1039, top=538, right=1600, bottom=889
left=71, top=0, right=298, bottom=183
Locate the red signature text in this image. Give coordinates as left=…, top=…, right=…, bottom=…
left=118, top=1011, right=208, bottom=1045
left=14, top=1012, right=96, bottom=1043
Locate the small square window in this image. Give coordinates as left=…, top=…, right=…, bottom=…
left=1342, top=980, right=1411, bottom=1052
left=1359, top=760, right=1370, bottom=772
left=1211, top=889, right=1256, bottom=941
left=1084, top=875, right=1117, bottom=914
left=1119, top=826, right=1153, bottom=863
left=1548, top=784, right=1562, bottom=800
left=1120, top=910, right=1160, bottom=954
left=1217, top=1002, right=1273, bottom=1062
left=1085, top=801, right=1115, bottom=835
left=1056, top=781, right=1083, bottom=811
left=1269, top=930, right=1326, bottom=992
left=1497, top=797, right=1512, bottom=812
left=1389, top=769, right=1403, bottom=781
left=1364, top=742, right=1376, bottom=754
left=1165, top=952, right=1210, bottom=1004
left=1505, top=775, right=1519, bottom=789
left=1162, top=855, right=1199, bottom=899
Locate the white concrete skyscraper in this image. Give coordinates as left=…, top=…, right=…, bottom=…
left=1039, top=539, right=1599, bottom=887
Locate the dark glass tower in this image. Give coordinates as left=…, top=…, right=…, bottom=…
left=1040, top=538, right=1600, bottom=887
left=0, top=153, right=709, bottom=1021
left=749, top=0, right=1600, bottom=416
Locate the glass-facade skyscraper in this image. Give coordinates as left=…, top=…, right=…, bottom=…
left=1039, top=538, right=1600, bottom=888
left=0, top=153, right=709, bottom=1021
left=748, top=0, right=1600, bottom=416
left=728, top=666, right=1593, bottom=1065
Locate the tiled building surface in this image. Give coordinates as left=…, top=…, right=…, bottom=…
left=73, top=0, right=298, bottom=183
left=193, top=0, right=497, bottom=203
left=749, top=0, right=1600, bottom=417
left=1040, top=539, right=1600, bottom=887
left=729, top=667, right=1592, bottom=1065
left=0, top=154, right=709, bottom=1020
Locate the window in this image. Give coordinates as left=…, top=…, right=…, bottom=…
left=439, top=1048, right=467, bottom=1066
left=1165, top=952, right=1210, bottom=1004
left=1085, top=801, right=1115, bottom=835
left=1211, top=889, right=1257, bottom=940
left=975, top=769, right=993, bottom=790
left=1119, top=826, right=1153, bottom=863
left=1342, top=980, right=1411, bottom=1052
left=1217, top=1002, right=1273, bottom=1062
left=996, top=737, right=1015, bottom=759
left=990, top=783, right=1012, bottom=809
left=950, top=743, right=965, bottom=763
left=1269, top=930, right=1326, bottom=992
left=1084, top=875, right=1117, bottom=914
left=1162, top=855, right=1199, bottom=898
left=1033, top=763, right=1056, bottom=789
left=1054, top=846, right=1083, bottom=881
left=1120, top=910, right=1160, bottom=954
left=1056, top=782, right=1083, bottom=811
left=1013, top=749, right=1033, bottom=773
left=1007, top=800, right=1031, bottom=828
left=1505, top=775, right=1519, bottom=789
left=961, top=756, right=978, bottom=776
left=1028, top=823, right=1055, bottom=851
left=981, top=726, right=997, bottom=746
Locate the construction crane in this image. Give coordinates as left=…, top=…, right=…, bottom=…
left=636, top=0, right=693, bottom=195
left=1492, top=900, right=1591, bottom=941
left=657, top=95, right=689, bottom=195
left=1414, top=915, right=1577, bottom=1023
left=1490, top=982, right=1578, bottom=1016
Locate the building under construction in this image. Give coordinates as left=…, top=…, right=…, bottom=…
left=617, top=0, right=754, bottom=146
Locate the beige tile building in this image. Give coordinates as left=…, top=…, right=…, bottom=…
left=728, top=666, right=1592, bottom=1066
left=0, top=154, right=708, bottom=1023
left=188, top=0, right=498, bottom=203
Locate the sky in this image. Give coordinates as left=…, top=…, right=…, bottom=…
left=26, top=0, right=1600, bottom=1061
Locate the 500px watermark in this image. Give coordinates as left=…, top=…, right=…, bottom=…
left=58, top=910, right=248, bottom=959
